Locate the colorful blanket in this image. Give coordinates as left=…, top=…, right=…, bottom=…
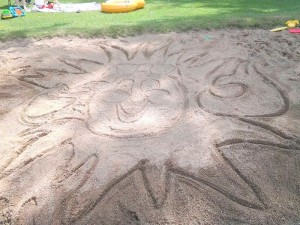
left=31, top=2, right=100, bottom=12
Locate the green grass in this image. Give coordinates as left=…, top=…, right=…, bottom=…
left=0, top=0, right=300, bottom=39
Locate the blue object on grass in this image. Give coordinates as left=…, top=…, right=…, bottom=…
left=9, top=6, right=25, bottom=17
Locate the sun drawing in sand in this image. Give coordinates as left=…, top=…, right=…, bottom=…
left=1, top=37, right=299, bottom=224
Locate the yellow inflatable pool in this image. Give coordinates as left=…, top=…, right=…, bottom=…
left=101, top=0, right=145, bottom=13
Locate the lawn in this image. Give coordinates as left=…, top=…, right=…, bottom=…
left=0, top=0, right=299, bottom=39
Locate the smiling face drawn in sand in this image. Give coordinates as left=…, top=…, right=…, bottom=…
left=87, top=64, right=186, bottom=138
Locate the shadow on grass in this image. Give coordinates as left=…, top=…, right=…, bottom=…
left=0, top=13, right=292, bottom=41
left=0, top=22, right=70, bottom=40
left=58, top=13, right=292, bottom=39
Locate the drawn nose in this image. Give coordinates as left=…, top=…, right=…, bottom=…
left=117, top=79, right=134, bottom=93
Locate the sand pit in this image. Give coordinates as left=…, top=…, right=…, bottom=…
left=0, top=30, right=299, bottom=224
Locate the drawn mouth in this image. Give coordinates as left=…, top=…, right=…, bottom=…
left=116, top=99, right=149, bottom=123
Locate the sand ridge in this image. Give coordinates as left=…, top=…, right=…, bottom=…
left=0, top=30, right=300, bottom=224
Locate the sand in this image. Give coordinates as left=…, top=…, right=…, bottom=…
left=0, top=30, right=299, bottom=225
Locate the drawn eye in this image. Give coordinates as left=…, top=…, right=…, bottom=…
left=140, top=79, right=160, bottom=92
left=146, top=89, right=171, bottom=104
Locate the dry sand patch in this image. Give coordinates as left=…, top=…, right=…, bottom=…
left=0, top=30, right=300, bottom=224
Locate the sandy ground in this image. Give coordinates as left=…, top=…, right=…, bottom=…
left=0, top=30, right=300, bottom=225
